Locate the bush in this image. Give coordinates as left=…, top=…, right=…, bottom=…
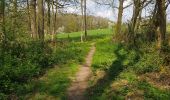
left=52, top=42, right=89, bottom=64
left=0, top=40, right=53, bottom=96
left=133, top=52, right=163, bottom=74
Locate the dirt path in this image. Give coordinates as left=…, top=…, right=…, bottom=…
left=67, top=43, right=96, bottom=100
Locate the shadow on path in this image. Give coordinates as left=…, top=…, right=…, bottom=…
left=86, top=44, right=127, bottom=99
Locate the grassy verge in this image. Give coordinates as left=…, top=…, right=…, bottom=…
left=0, top=28, right=112, bottom=99
left=26, top=62, right=79, bottom=100
left=86, top=38, right=170, bottom=100
left=24, top=42, right=91, bottom=99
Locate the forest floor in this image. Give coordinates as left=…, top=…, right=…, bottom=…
left=67, top=43, right=96, bottom=100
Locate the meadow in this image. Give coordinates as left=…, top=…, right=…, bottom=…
left=1, top=27, right=170, bottom=99
left=50, top=28, right=170, bottom=99
left=1, top=0, right=170, bottom=99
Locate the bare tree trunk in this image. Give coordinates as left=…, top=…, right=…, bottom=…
left=12, top=0, right=17, bottom=38
left=47, top=0, right=51, bottom=35
left=26, top=0, right=31, bottom=35
left=30, top=0, right=37, bottom=39
left=131, top=0, right=141, bottom=33
left=0, top=0, right=5, bottom=41
left=130, top=0, right=143, bottom=44
left=115, top=0, right=124, bottom=35
left=81, top=0, right=84, bottom=42
left=136, top=10, right=142, bottom=30
left=51, top=0, right=57, bottom=41
left=37, top=0, right=44, bottom=41
left=157, top=0, right=166, bottom=50
left=84, top=0, right=87, bottom=39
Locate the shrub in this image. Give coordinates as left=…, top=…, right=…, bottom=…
left=133, top=52, right=163, bottom=74
left=0, top=40, right=53, bottom=96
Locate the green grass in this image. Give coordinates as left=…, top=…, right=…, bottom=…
left=17, top=41, right=91, bottom=99
left=86, top=37, right=170, bottom=100
left=26, top=62, right=79, bottom=100
left=91, top=38, right=118, bottom=71
left=167, top=24, right=170, bottom=33
left=57, top=28, right=112, bottom=41
left=18, top=29, right=112, bottom=99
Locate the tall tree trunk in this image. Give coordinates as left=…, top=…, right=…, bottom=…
left=115, top=0, right=124, bottom=35
left=30, top=0, right=37, bottom=39
left=131, top=0, right=141, bottom=33
left=37, top=0, right=44, bottom=41
left=84, top=0, right=87, bottom=39
left=0, top=0, right=5, bottom=41
left=80, top=0, right=84, bottom=42
left=12, top=0, right=17, bottom=38
left=51, top=0, right=57, bottom=41
left=47, top=0, right=51, bottom=35
left=136, top=10, right=142, bottom=30
left=131, top=0, right=142, bottom=44
left=27, top=0, right=31, bottom=35
left=157, top=0, right=166, bottom=50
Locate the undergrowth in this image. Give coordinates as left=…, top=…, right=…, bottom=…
left=0, top=40, right=90, bottom=99
left=87, top=38, right=170, bottom=100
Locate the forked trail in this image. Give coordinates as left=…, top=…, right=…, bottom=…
left=67, top=43, right=96, bottom=100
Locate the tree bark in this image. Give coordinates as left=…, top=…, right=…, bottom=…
left=131, top=0, right=141, bottom=34
left=84, top=0, right=87, bottom=39
left=156, top=0, right=166, bottom=50
left=12, top=0, right=17, bottom=38
left=30, top=0, right=37, bottom=39
left=47, top=0, right=51, bottom=35
left=51, top=0, right=57, bottom=41
left=80, top=0, right=84, bottom=42
left=37, top=0, right=44, bottom=41
left=115, top=0, right=124, bottom=35
left=27, top=0, right=31, bottom=35
left=0, top=0, right=5, bottom=41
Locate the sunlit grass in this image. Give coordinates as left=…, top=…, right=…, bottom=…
left=57, top=28, right=113, bottom=39
left=28, top=62, right=79, bottom=100
left=167, top=25, right=170, bottom=33
left=87, top=37, right=170, bottom=100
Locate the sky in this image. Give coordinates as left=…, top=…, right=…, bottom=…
left=66, top=0, right=170, bottom=22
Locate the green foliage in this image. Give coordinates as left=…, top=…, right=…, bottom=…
left=138, top=81, right=170, bottom=100
left=92, top=38, right=117, bottom=71
left=53, top=42, right=90, bottom=64
left=28, top=63, right=79, bottom=100
left=88, top=37, right=169, bottom=100
left=0, top=41, right=52, bottom=96
left=133, top=52, right=163, bottom=74
left=0, top=36, right=90, bottom=98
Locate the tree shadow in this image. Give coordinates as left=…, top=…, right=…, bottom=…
left=86, top=44, right=127, bottom=99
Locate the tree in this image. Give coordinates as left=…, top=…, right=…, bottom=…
left=37, top=0, right=45, bottom=41
left=156, top=0, right=166, bottom=50
left=0, top=0, right=5, bottom=41
left=51, top=0, right=58, bottom=41
left=47, top=0, right=51, bottom=35
left=12, top=0, right=17, bottom=38
left=84, top=0, right=87, bottom=39
left=80, top=0, right=84, bottom=41
left=27, top=0, right=31, bottom=35
left=115, top=0, right=124, bottom=35
left=30, top=0, right=37, bottom=39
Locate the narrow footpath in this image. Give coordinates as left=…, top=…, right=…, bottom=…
left=67, top=43, right=96, bottom=100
